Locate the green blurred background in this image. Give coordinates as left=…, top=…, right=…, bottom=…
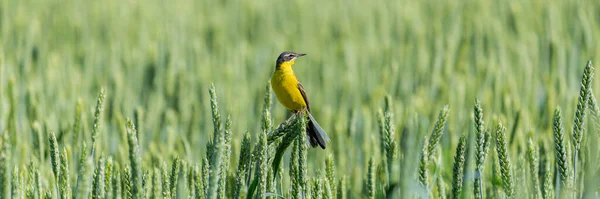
left=1, top=0, right=600, bottom=198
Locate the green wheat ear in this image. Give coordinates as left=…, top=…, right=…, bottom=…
left=473, top=99, right=487, bottom=199
left=72, top=99, right=83, bottom=148
left=312, top=177, right=323, bottom=199
left=495, top=120, right=514, bottom=198
left=104, top=156, right=113, bottom=198
left=161, top=162, right=170, bottom=198
left=515, top=156, right=527, bottom=198
left=233, top=132, right=252, bottom=199
left=377, top=110, right=385, bottom=155
left=289, top=136, right=300, bottom=199
left=90, top=88, right=106, bottom=158
left=92, top=154, right=106, bottom=199
left=170, top=157, right=181, bottom=198
left=255, top=126, right=269, bottom=199
left=271, top=115, right=304, bottom=180
left=366, top=157, right=375, bottom=199
left=296, top=117, right=308, bottom=197
left=262, top=81, right=273, bottom=133
left=207, top=83, right=224, bottom=199
left=202, top=157, right=210, bottom=197
left=418, top=138, right=428, bottom=188
left=193, top=165, right=204, bottom=199
left=246, top=112, right=276, bottom=199
left=427, top=105, right=449, bottom=161
left=526, top=138, right=540, bottom=198
left=325, top=155, right=336, bottom=196
left=572, top=61, right=594, bottom=151
left=113, top=163, right=122, bottom=199
left=268, top=114, right=300, bottom=144
left=126, top=118, right=142, bottom=199
left=383, top=110, right=397, bottom=183
left=187, top=164, right=194, bottom=198
left=151, top=168, right=159, bottom=199
left=142, top=169, right=150, bottom=198
left=337, top=176, right=347, bottom=199
left=451, top=134, right=467, bottom=199
left=75, top=143, right=90, bottom=199
left=48, top=132, right=60, bottom=198
left=59, top=148, right=71, bottom=199
left=323, top=175, right=333, bottom=199
left=436, top=171, right=446, bottom=199
left=415, top=105, right=449, bottom=195
left=218, top=116, right=232, bottom=199
left=209, top=83, right=222, bottom=143
left=539, top=143, right=554, bottom=199
left=571, top=60, right=594, bottom=197
left=11, top=166, right=20, bottom=199
left=553, top=108, right=569, bottom=187
left=265, top=157, right=275, bottom=199
left=26, top=160, right=41, bottom=199
left=124, top=166, right=133, bottom=199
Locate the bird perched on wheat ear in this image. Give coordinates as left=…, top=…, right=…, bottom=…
left=270, top=51, right=330, bottom=149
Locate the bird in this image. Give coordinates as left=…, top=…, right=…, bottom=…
left=270, top=51, right=330, bottom=149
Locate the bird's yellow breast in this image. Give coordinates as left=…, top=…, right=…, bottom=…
left=271, top=64, right=307, bottom=111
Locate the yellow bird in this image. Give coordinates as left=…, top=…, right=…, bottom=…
left=271, top=52, right=330, bottom=149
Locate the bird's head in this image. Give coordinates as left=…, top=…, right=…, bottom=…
left=276, top=51, right=306, bottom=69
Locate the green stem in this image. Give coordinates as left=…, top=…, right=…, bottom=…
left=246, top=178, right=258, bottom=199
left=573, top=150, right=578, bottom=199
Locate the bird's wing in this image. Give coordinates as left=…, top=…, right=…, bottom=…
left=297, top=82, right=311, bottom=112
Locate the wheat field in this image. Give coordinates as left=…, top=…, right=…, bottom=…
left=0, top=0, right=600, bottom=198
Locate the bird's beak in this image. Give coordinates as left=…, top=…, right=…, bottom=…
left=296, top=53, right=306, bottom=57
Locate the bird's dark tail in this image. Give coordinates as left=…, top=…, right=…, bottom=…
left=306, top=112, right=330, bottom=149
